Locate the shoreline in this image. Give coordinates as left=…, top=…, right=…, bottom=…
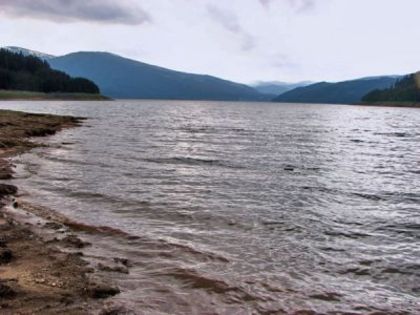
left=0, top=110, right=121, bottom=314
left=358, top=101, right=420, bottom=108
left=0, top=90, right=110, bottom=101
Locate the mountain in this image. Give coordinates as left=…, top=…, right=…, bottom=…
left=272, top=76, right=400, bottom=104
left=3, top=46, right=55, bottom=60
left=252, top=81, right=312, bottom=96
left=48, top=52, right=266, bottom=101
left=362, top=72, right=420, bottom=103
left=0, top=49, right=99, bottom=94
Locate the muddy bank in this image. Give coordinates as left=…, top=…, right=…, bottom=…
left=0, top=110, right=121, bottom=314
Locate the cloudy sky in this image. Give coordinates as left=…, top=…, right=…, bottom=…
left=0, top=0, right=419, bottom=84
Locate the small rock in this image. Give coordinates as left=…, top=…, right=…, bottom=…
left=44, top=222, right=63, bottom=230
left=0, top=237, right=7, bottom=248
left=127, top=235, right=140, bottom=241
left=0, top=172, right=12, bottom=180
left=113, top=257, right=131, bottom=267
left=0, top=249, right=13, bottom=264
left=87, top=281, right=120, bottom=299
left=99, top=306, right=134, bottom=315
left=62, top=235, right=91, bottom=248
left=0, top=184, right=17, bottom=197
left=60, top=294, right=73, bottom=305
left=0, top=283, right=16, bottom=298
left=98, top=263, right=129, bottom=274
left=309, top=292, right=342, bottom=301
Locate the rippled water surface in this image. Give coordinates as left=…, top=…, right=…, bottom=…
left=1, top=100, right=419, bottom=314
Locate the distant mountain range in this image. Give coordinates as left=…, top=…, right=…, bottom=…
left=3, top=46, right=411, bottom=104
left=4, top=47, right=268, bottom=101
left=272, top=76, right=401, bottom=104
left=48, top=52, right=270, bottom=101
left=252, top=81, right=312, bottom=96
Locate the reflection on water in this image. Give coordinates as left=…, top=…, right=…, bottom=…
left=1, top=100, right=420, bottom=314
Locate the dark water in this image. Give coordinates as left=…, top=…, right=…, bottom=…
left=1, top=100, right=419, bottom=314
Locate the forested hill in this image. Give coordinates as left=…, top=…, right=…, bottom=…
left=362, top=72, right=420, bottom=103
left=272, top=76, right=398, bottom=104
left=0, top=49, right=100, bottom=94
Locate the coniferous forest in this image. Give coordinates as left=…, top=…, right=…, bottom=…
left=362, top=73, right=420, bottom=103
left=0, top=49, right=100, bottom=94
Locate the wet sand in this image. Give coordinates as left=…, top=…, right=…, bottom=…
left=0, top=110, right=121, bottom=314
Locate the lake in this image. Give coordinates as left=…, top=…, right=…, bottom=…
left=1, top=100, right=419, bottom=314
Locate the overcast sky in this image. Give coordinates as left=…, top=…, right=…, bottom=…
left=0, top=0, right=419, bottom=84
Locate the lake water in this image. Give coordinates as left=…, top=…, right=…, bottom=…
left=1, top=100, right=419, bottom=314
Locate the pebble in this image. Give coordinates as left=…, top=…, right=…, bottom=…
left=0, top=249, right=13, bottom=264
left=87, top=281, right=120, bottom=299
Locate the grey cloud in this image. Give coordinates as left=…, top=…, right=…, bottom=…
left=290, top=0, right=316, bottom=12
left=259, top=0, right=272, bottom=7
left=206, top=5, right=242, bottom=34
left=272, top=59, right=300, bottom=71
left=0, top=0, right=150, bottom=25
left=259, top=0, right=316, bottom=12
left=206, top=5, right=256, bottom=51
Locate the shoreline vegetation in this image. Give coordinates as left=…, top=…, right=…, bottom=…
left=0, top=109, right=122, bottom=314
left=1, top=90, right=417, bottom=107
left=359, top=101, right=420, bottom=108
left=0, top=90, right=110, bottom=101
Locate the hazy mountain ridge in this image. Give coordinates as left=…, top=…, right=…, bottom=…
left=3, top=46, right=411, bottom=104
left=272, top=76, right=401, bottom=104
left=3, top=46, right=55, bottom=60
left=48, top=52, right=268, bottom=101
left=252, top=81, right=312, bottom=96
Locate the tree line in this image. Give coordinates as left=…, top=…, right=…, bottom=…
left=362, top=73, right=419, bottom=103
left=0, top=49, right=100, bottom=94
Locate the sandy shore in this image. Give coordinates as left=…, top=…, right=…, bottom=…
left=0, top=110, right=122, bottom=314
